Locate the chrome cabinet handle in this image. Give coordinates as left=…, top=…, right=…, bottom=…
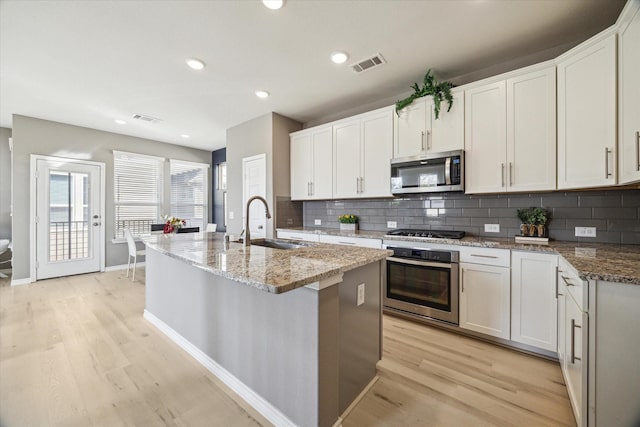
left=501, top=163, right=505, bottom=187
left=470, top=253, right=498, bottom=259
left=605, top=147, right=612, bottom=179
left=421, top=131, right=426, bottom=151
left=311, top=182, right=314, bottom=196
left=360, top=177, right=364, bottom=194
left=571, top=318, right=582, bottom=364
left=555, top=267, right=559, bottom=299
left=461, top=269, right=464, bottom=293
left=426, top=130, right=431, bottom=150
left=561, top=275, right=574, bottom=286
left=338, top=241, right=356, bottom=245
left=636, top=131, right=640, bottom=172
left=509, top=162, right=513, bottom=186
left=307, top=182, right=311, bottom=196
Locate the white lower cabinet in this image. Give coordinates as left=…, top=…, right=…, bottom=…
left=511, top=251, right=558, bottom=352
left=459, top=262, right=510, bottom=339
left=318, top=234, right=382, bottom=249
left=276, top=230, right=320, bottom=243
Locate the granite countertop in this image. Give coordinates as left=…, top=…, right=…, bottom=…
left=142, top=233, right=390, bottom=294
left=277, top=227, right=640, bottom=286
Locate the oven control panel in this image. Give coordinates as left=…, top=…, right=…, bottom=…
left=389, top=247, right=458, bottom=263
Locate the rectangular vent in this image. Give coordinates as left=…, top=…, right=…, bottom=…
left=132, top=113, right=162, bottom=124
left=351, top=53, right=386, bottom=73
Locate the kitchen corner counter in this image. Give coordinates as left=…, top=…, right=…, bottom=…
left=277, top=227, right=640, bottom=285
left=141, top=232, right=390, bottom=294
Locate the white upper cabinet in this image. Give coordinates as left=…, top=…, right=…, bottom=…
left=465, top=65, right=556, bottom=194
left=557, top=32, right=617, bottom=189
left=506, top=67, right=557, bottom=192
left=618, top=1, right=640, bottom=184
left=334, top=107, right=393, bottom=199
left=394, top=91, right=464, bottom=159
left=465, top=81, right=507, bottom=193
left=290, top=126, right=333, bottom=200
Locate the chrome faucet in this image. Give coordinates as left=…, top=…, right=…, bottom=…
left=244, top=195, right=272, bottom=247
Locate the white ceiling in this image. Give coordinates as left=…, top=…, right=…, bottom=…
left=0, top=0, right=626, bottom=151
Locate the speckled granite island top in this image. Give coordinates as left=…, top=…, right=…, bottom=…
left=142, top=233, right=390, bottom=294
left=278, top=227, right=640, bottom=286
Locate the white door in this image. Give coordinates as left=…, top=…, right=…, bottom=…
left=464, top=81, right=507, bottom=193
left=431, top=90, right=464, bottom=153
left=242, top=154, right=267, bottom=239
left=35, top=157, right=104, bottom=280
left=394, top=97, right=428, bottom=158
left=310, top=127, right=333, bottom=199
left=333, top=119, right=361, bottom=198
left=361, top=108, right=393, bottom=198
left=290, top=132, right=312, bottom=200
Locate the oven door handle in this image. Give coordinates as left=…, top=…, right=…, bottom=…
left=387, top=256, right=454, bottom=270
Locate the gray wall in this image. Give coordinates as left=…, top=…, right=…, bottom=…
left=11, top=115, right=212, bottom=280
left=0, top=127, right=11, bottom=241
left=226, top=113, right=301, bottom=237
left=304, top=189, right=640, bottom=244
left=212, top=148, right=226, bottom=232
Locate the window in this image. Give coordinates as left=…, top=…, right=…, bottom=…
left=170, top=160, right=209, bottom=231
left=217, top=162, right=227, bottom=190
left=113, top=151, right=163, bottom=238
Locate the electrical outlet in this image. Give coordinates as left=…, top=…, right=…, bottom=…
left=314, top=219, right=322, bottom=226
left=575, top=227, right=597, bottom=237
left=387, top=221, right=397, bottom=229
left=229, top=211, right=234, bottom=220
left=484, top=224, right=500, bottom=233
left=357, top=283, right=365, bottom=306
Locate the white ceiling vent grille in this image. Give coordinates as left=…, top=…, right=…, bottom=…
left=131, top=113, right=162, bottom=124
left=351, top=53, right=386, bottom=73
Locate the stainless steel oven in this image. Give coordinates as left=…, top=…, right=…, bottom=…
left=384, top=246, right=459, bottom=325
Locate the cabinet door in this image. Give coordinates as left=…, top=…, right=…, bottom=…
left=394, top=97, right=428, bottom=158
left=290, top=132, right=312, bottom=200
left=564, top=294, right=585, bottom=427
left=511, top=251, right=558, bottom=351
left=557, top=33, right=617, bottom=189
left=311, top=127, right=333, bottom=199
left=464, top=81, right=507, bottom=193
left=333, top=120, right=361, bottom=198
left=459, top=263, right=510, bottom=339
left=507, top=67, right=557, bottom=192
left=619, top=4, right=640, bottom=184
left=431, top=91, right=464, bottom=152
left=361, top=109, right=393, bottom=198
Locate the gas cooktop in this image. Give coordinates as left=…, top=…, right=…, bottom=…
left=386, top=229, right=466, bottom=239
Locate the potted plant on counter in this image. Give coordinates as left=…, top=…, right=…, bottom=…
left=338, top=214, right=359, bottom=233
left=515, top=207, right=550, bottom=244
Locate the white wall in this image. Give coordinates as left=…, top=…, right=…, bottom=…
left=11, top=115, right=212, bottom=280
left=0, top=127, right=11, bottom=242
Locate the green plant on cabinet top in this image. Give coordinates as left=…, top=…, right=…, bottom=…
left=395, top=69, right=454, bottom=119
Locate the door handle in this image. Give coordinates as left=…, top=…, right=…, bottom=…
left=561, top=275, right=574, bottom=286
left=509, top=162, right=513, bottom=186
left=421, top=131, right=426, bottom=151
left=311, top=182, right=314, bottom=196
left=501, top=163, right=505, bottom=187
left=92, top=214, right=100, bottom=219
left=605, top=147, right=612, bottom=179
left=426, top=130, right=431, bottom=150
left=571, top=318, right=582, bottom=364
left=92, top=222, right=101, bottom=226
left=636, top=131, right=640, bottom=172
left=360, top=177, right=364, bottom=194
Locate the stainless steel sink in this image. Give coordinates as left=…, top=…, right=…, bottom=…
left=250, top=238, right=307, bottom=250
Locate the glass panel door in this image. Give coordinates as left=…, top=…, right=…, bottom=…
left=387, top=260, right=452, bottom=311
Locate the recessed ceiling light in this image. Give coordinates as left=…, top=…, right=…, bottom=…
left=262, top=0, right=285, bottom=10
left=330, top=51, right=349, bottom=64
left=185, top=58, right=206, bottom=70
left=180, top=134, right=190, bottom=139
left=255, top=90, right=270, bottom=99
left=114, top=119, right=127, bottom=125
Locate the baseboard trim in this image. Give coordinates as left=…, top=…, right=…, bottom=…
left=105, top=262, right=145, bottom=272
left=11, top=277, right=32, bottom=286
left=143, top=309, right=297, bottom=427
left=339, top=374, right=379, bottom=423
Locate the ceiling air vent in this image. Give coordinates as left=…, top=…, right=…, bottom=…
left=131, top=113, right=162, bottom=124
left=351, top=53, right=386, bottom=73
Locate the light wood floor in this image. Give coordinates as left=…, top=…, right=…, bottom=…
left=0, top=270, right=575, bottom=427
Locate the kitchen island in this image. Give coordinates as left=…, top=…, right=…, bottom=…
left=142, top=232, right=390, bottom=427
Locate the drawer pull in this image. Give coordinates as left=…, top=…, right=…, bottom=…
left=470, top=254, right=499, bottom=259
left=338, top=241, right=356, bottom=245
left=561, top=275, right=574, bottom=286
left=571, top=319, right=582, bottom=364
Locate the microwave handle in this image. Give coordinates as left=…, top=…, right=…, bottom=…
left=445, top=157, right=451, bottom=185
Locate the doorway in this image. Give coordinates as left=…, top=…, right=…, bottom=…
left=32, top=156, right=105, bottom=280
left=242, top=154, right=267, bottom=239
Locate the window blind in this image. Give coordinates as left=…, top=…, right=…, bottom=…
left=170, top=160, right=208, bottom=231
left=113, top=151, right=164, bottom=238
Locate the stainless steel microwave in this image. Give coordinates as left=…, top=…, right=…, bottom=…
left=390, top=150, right=464, bottom=194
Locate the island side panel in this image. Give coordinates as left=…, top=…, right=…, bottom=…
left=145, top=248, right=337, bottom=427
left=338, top=261, right=382, bottom=414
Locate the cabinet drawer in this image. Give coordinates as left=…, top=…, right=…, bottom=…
left=558, top=256, right=586, bottom=311
left=460, top=247, right=510, bottom=267
left=276, top=230, right=320, bottom=243
left=319, top=234, right=382, bottom=249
